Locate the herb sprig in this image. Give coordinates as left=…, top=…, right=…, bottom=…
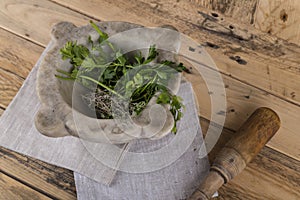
left=56, top=21, right=189, bottom=133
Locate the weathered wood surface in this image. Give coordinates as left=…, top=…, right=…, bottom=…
left=0, top=147, right=77, bottom=200
left=0, top=173, right=51, bottom=200
left=0, top=68, right=23, bottom=109
left=185, top=66, right=300, bottom=160
left=254, top=0, right=300, bottom=46
left=48, top=0, right=300, bottom=160
left=197, top=0, right=300, bottom=46
left=195, top=0, right=259, bottom=25
left=0, top=0, right=90, bottom=46
left=0, top=27, right=43, bottom=109
left=0, top=0, right=299, bottom=199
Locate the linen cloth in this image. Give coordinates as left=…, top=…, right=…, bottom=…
left=74, top=81, right=210, bottom=200
left=0, top=43, right=128, bottom=184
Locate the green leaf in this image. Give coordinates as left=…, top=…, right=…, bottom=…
left=134, top=51, right=144, bottom=65
left=133, top=73, right=143, bottom=86
left=103, top=70, right=115, bottom=79
left=144, top=45, right=158, bottom=64
left=115, top=51, right=126, bottom=66
left=156, top=71, right=167, bottom=79
left=90, top=20, right=108, bottom=41
left=70, top=68, right=79, bottom=79
left=172, top=96, right=182, bottom=109
left=157, top=92, right=171, bottom=104
left=162, top=60, right=190, bottom=73
left=60, top=41, right=89, bottom=67
left=126, top=81, right=134, bottom=90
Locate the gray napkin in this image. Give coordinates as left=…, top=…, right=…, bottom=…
left=74, top=82, right=210, bottom=200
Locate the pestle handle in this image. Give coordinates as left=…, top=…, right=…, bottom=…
left=189, top=107, right=281, bottom=200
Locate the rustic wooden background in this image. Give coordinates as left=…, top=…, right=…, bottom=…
left=0, top=0, right=299, bottom=199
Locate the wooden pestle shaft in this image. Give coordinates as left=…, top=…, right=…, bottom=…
left=189, top=107, right=281, bottom=200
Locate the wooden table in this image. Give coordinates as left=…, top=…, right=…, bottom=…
left=0, top=0, right=299, bottom=199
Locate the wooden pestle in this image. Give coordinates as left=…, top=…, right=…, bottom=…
left=189, top=107, right=281, bottom=200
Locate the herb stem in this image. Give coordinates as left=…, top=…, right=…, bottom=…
left=90, top=21, right=107, bottom=40
left=79, top=75, right=124, bottom=99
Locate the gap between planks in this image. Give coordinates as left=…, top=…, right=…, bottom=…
left=0, top=147, right=77, bottom=200
left=0, top=170, right=59, bottom=200
left=0, top=172, right=52, bottom=200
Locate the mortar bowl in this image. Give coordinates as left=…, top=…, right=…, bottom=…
left=34, top=21, right=182, bottom=144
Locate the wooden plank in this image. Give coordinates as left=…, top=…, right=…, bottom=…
left=51, top=0, right=300, bottom=159
left=0, top=29, right=76, bottom=199
left=0, top=27, right=43, bottom=109
left=0, top=27, right=43, bottom=78
left=217, top=161, right=300, bottom=200
left=254, top=0, right=300, bottom=46
left=0, top=0, right=91, bottom=46
left=193, top=0, right=258, bottom=25
left=0, top=173, right=51, bottom=200
left=200, top=117, right=300, bottom=200
left=0, top=147, right=77, bottom=200
left=0, top=67, right=24, bottom=109
left=193, top=0, right=300, bottom=46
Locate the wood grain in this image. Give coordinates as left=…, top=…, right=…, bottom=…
left=49, top=0, right=300, bottom=159
left=0, top=0, right=298, bottom=199
left=0, top=68, right=24, bottom=109
left=0, top=0, right=91, bottom=46
left=0, top=27, right=43, bottom=109
left=0, top=173, right=51, bottom=200
left=194, top=0, right=300, bottom=46
left=215, top=149, right=300, bottom=200
left=0, top=147, right=77, bottom=200
left=185, top=65, right=300, bottom=160
left=254, top=0, right=300, bottom=46
left=0, top=27, right=43, bottom=78
left=193, top=0, right=258, bottom=25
